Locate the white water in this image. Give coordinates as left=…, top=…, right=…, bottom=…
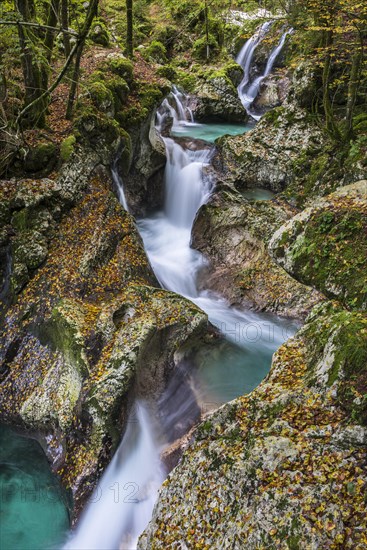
left=64, top=402, right=164, bottom=550
left=138, top=93, right=290, bottom=350
left=66, top=75, right=294, bottom=549
left=237, top=24, right=292, bottom=119
left=112, top=160, right=129, bottom=212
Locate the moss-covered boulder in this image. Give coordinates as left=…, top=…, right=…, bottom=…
left=140, top=301, right=367, bottom=549
left=24, top=142, right=58, bottom=175
left=214, top=103, right=324, bottom=192
left=192, top=34, right=219, bottom=61
left=269, top=181, right=367, bottom=310
left=192, top=64, right=247, bottom=123
left=191, top=185, right=322, bottom=319
left=88, top=81, right=115, bottom=117
left=141, top=40, right=168, bottom=64
left=90, top=19, right=110, bottom=47
left=104, top=54, right=134, bottom=85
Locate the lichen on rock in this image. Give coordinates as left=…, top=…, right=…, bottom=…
left=269, top=180, right=367, bottom=311
left=139, top=300, right=367, bottom=549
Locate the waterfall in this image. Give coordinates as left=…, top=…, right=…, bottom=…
left=64, top=402, right=165, bottom=550
left=237, top=24, right=292, bottom=119
left=65, top=87, right=294, bottom=550
left=236, top=21, right=273, bottom=92
left=112, top=155, right=129, bottom=212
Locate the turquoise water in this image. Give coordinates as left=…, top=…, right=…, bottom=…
left=192, top=314, right=296, bottom=407
left=0, top=425, right=70, bottom=550
left=171, top=122, right=251, bottom=142
left=241, top=187, right=275, bottom=201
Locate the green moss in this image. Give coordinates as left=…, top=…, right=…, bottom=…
left=89, top=70, right=106, bottom=83
left=289, top=205, right=367, bottom=310
left=11, top=210, right=28, bottom=231
left=192, top=34, right=219, bottom=60
left=74, top=107, right=125, bottom=146
left=138, top=84, right=163, bottom=112
left=44, top=300, right=89, bottom=376
left=60, top=135, right=76, bottom=162
left=107, top=77, right=130, bottom=110
left=156, top=65, right=177, bottom=81
left=105, top=57, right=134, bottom=85
left=141, top=40, right=167, bottom=64
left=90, top=19, right=110, bottom=47
left=115, top=105, right=148, bottom=128
left=88, top=81, right=115, bottom=114
left=304, top=303, right=367, bottom=424
left=174, top=69, right=196, bottom=92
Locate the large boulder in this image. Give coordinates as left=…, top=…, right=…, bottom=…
left=269, top=180, right=367, bottom=311
left=214, top=103, right=324, bottom=192
left=191, top=64, right=248, bottom=123
left=253, top=72, right=291, bottom=113
left=120, top=112, right=167, bottom=216
left=192, top=185, right=322, bottom=319
left=139, top=301, right=367, bottom=549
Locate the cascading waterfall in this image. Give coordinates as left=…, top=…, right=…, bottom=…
left=139, top=90, right=290, bottom=348
left=237, top=23, right=292, bottom=119
left=66, top=82, right=294, bottom=550
left=112, top=155, right=129, bottom=212
left=64, top=402, right=165, bottom=550
left=236, top=21, right=272, bottom=94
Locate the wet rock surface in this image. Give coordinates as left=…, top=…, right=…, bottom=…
left=0, top=143, right=210, bottom=519
left=192, top=185, right=323, bottom=319
left=139, top=301, right=367, bottom=549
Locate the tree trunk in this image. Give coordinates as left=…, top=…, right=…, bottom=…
left=61, top=0, right=71, bottom=58
left=16, top=0, right=47, bottom=126
left=204, top=0, right=209, bottom=61
left=66, top=0, right=99, bottom=118
left=65, top=42, right=83, bottom=119
left=322, top=29, right=340, bottom=140
left=345, top=24, right=365, bottom=141
left=126, top=0, right=133, bottom=57
left=42, top=0, right=60, bottom=88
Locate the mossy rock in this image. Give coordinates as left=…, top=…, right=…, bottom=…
left=156, top=65, right=177, bottom=81
left=115, top=105, right=148, bottom=129
left=141, top=40, right=167, bottom=64
left=270, top=181, right=367, bottom=310
left=60, top=135, right=76, bottom=162
left=24, top=142, right=58, bottom=174
left=107, top=76, right=130, bottom=111
left=90, top=19, right=110, bottom=47
left=74, top=108, right=125, bottom=146
left=192, top=34, right=219, bottom=60
left=105, top=56, right=134, bottom=85
left=88, top=81, right=115, bottom=117
left=302, top=302, right=367, bottom=424
left=174, top=69, right=196, bottom=92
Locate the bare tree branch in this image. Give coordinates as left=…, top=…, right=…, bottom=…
left=0, top=19, right=79, bottom=36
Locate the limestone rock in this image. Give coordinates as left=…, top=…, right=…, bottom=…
left=269, top=180, right=367, bottom=310
left=0, top=165, right=209, bottom=519
left=192, top=186, right=323, bottom=319
left=192, top=66, right=248, bottom=123
left=214, top=103, right=324, bottom=192
left=139, top=301, right=367, bottom=549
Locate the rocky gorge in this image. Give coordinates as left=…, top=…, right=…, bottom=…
left=1, top=2, right=367, bottom=549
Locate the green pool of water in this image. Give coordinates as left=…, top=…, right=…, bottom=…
left=0, top=425, right=70, bottom=550
left=192, top=315, right=296, bottom=407
left=171, top=122, right=251, bottom=142
left=241, top=187, right=275, bottom=201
